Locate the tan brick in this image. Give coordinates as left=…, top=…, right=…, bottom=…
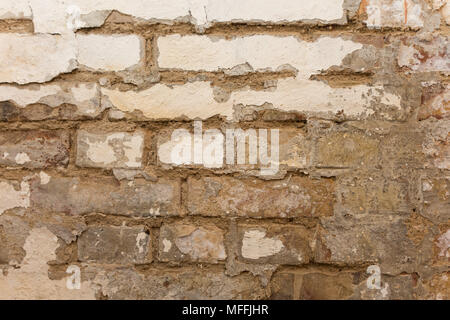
left=30, top=176, right=181, bottom=217
left=76, top=131, right=144, bottom=169
left=237, top=224, right=313, bottom=265
left=78, top=226, right=151, bottom=264
left=0, top=131, right=69, bottom=168
left=159, top=223, right=226, bottom=263
left=315, top=131, right=380, bottom=168
left=187, top=176, right=335, bottom=218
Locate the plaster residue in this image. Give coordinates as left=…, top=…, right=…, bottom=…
left=241, top=229, right=284, bottom=259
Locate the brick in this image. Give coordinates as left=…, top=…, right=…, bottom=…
left=76, top=34, right=143, bottom=71
left=30, top=176, right=181, bottom=217
left=271, top=272, right=355, bottom=300
left=0, top=83, right=102, bottom=121
left=337, top=173, right=412, bottom=215
left=78, top=225, right=151, bottom=264
left=24, top=0, right=346, bottom=34
left=360, top=0, right=428, bottom=29
left=159, top=223, right=226, bottom=263
left=315, top=131, right=380, bottom=168
left=76, top=131, right=144, bottom=169
left=102, top=82, right=234, bottom=120
left=158, top=35, right=363, bottom=75
left=157, top=127, right=309, bottom=170
left=205, top=0, right=346, bottom=24
left=0, top=179, right=30, bottom=215
left=187, top=176, right=335, bottom=218
left=231, top=78, right=402, bottom=120
left=422, top=119, right=449, bottom=170
left=418, top=83, right=449, bottom=120
left=0, top=131, right=69, bottom=168
left=103, top=78, right=402, bottom=121
left=237, top=224, right=313, bottom=265
left=315, top=215, right=434, bottom=274
left=0, top=34, right=77, bottom=84
left=398, top=36, right=449, bottom=73
left=0, top=0, right=32, bottom=19
left=85, top=267, right=266, bottom=299
left=421, top=177, right=450, bottom=224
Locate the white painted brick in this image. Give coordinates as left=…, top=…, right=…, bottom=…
left=230, top=78, right=402, bottom=118
left=102, top=78, right=401, bottom=121
left=0, top=0, right=32, bottom=19
left=0, top=83, right=102, bottom=117
left=157, top=35, right=362, bottom=77
left=102, top=82, right=234, bottom=120
left=0, top=34, right=77, bottom=84
left=76, top=34, right=143, bottom=71
left=76, top=131, right=144, bottom=168
left=362, top=0, right=425, bottom=29
left=205, top=0, right=345, bottom=23
left=25, top=0, right=345, bottom=34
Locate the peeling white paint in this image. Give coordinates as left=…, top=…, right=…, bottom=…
left=136, top=232, right=149, bottom=254
left=241, top=229, right=284, bottom=259
left=0, top=180, right=30, bottom=215
left=39, top=171, right=51, bottom=185
left=15, top=153, right=31, bottom=165
left=0, top=227, right=96, bottom=299
left=162, top=239, right=172, bottom=253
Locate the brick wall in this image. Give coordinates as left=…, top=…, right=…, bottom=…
left=0, top=0, right=448, bottom=300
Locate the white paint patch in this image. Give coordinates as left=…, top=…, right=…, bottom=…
left=158, top=35, right=362, bottom=78
left=241, top=229, right=284, bottom=259
left=39, top=171, right=51, bottom=185
left=136, top=232, right=148, bottom=254
left=437, top=229, right=450, bottom=258
left=15, top=153, right=31, bottom=165
left=86, top=138, right=118, bottom=166
left=76, top=34, right=142, bottom=71
left=0, top=180, right=30, bottom=215
left=162, top=239, right=172, bottom=253
left=0, top=227, right=96, bottom=299
left=102, top=82, right=234, bottom=120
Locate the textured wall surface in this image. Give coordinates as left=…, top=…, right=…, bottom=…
left=0, top=0, right=448, bottom=300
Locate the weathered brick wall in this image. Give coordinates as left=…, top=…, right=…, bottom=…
left=0, top=0, right=448, bottom=300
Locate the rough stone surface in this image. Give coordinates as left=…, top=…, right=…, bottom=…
left=237, top=224, right=313, bottom=265
left=78, top=225, right=151, bottom=264
left=76, top=131, right=144, bottom=169
left=159, top=223, right=226, bottom=263
left=187, top=176, right=335, bottom=218
left=0, top=131, right=70, bottom=168
left=30, top=176, right=181, bottom=217
left=0, top=0, right=448, bottom=301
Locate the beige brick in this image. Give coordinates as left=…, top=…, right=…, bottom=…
left=30, top=176, right=181, bottom=217
left=76, top=34, right=143, bottom=71
left=315, top=131, right=380, bottom=168
left=0, top=179, right=30, bottom=215
left=187, top=176, right=335, bottom=218
left=0, top=131, right=70, bottom=168
left=0, top=34, right=77, bottom=84
left=237, top=224, right=313, bottom=265
left=159, top=223, right=226, bottom=263
left=78, top=226, right=151, bottom=264
left=76, top=131, right=144, bottom=169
